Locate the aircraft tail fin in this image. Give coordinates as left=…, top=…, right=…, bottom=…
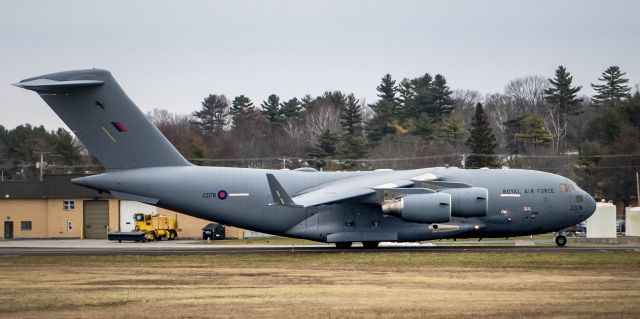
left=14, top=69, right=191, bottom=170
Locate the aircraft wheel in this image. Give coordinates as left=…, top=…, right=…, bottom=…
left=362, top=241, right=380, bottom=249
left=555, top=235, right=567, bottom=247
left=335, top=242, right=352, bottom=249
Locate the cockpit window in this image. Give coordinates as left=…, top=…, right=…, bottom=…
left=560, top=183, right=576, bottom=193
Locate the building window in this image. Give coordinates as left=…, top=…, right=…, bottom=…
left=63, top=200, right=75, bottom=211
left=67, top=221, right=73, bottom=231
left=21, top=221, right=32, bottom=231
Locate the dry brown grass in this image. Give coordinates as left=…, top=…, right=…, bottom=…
left=0, top=252, right=639, bottom=319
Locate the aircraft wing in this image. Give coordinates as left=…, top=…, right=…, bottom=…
left=266, top=173, right=415, bottom=207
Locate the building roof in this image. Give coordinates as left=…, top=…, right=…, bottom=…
left=0, top=174, right=111, bottom=199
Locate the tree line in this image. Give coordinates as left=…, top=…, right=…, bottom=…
left=0, top=65, right=638, bottom=204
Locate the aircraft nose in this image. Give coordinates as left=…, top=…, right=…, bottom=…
left=584, top=191, right=597, bottom=218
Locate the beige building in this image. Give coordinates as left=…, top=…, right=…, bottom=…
left=0, top=174, right=244, bottom=239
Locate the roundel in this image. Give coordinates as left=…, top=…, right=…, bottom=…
left=217, top=190, right=228, bottom=200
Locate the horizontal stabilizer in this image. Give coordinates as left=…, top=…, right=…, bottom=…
left=13, top=78, right=104, bottom=92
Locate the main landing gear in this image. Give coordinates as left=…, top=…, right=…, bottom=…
left=334, top=241, right=381, bottom=249
left=335, top=242, right=353, bottom=249
left=555, top=234, right=567, bottom=247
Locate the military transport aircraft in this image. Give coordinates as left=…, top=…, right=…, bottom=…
left=14, top=69, right=597, bottom=248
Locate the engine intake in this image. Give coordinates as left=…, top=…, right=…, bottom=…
left=382, top=193, right=451, bottom=224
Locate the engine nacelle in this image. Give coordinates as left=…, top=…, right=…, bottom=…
left=440, top=187, right=488, bottom=217
left=382, top=193, right=451, bottom=224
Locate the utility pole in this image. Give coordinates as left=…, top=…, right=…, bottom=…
left=33, top=151, right=50, bottom=182
left=636, top=171, right=639, bottom=207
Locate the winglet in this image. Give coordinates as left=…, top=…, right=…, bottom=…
left=266, top=174, right=303, bottom=207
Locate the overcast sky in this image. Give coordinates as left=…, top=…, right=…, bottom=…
left=1, top=0, right=639, bottom=130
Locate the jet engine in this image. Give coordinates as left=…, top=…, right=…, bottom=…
left=440, top=187, right=488, bottom=217
left=381, top=193, right=451, bottom=224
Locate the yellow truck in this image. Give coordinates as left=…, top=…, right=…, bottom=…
left=108, top=213, right=180, bottom=242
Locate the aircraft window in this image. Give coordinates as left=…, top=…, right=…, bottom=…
left=560, top=183, right=575, bottom=193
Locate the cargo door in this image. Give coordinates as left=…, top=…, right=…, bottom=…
left=83, top=200, right=109, bottom=239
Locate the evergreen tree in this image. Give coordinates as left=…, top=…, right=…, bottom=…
left=515, top=114, right=554, bottom=148
left=465, top=103, right=498, bottom=168
left=367, top=74, right=398, bottom=141
left=338, top=94, right=366, bottom=169
left=339, top=94, right=363, bottom=135
left=396, top=78, right=415, bottom=124
left=191, top=94, right=230, bottom=136
left=304, top=129, right=337, bottom=169
left=260, top=94, right=281, bottom=123
left=544, top=65, right=583, bottom=150
left=591, top=66, right=631, bottom=108
left=431, top=74, right=455, bottom=119
left=409, top=113, right=436, bottom=142
left=230, top=95, right=254, bottom=116
left=409, top=73, right=433, bottom=118
left=230, top=95, right=255, bottom=127
left=279, top=97, right=302, bottom=119
left=300, top=94, right=315, bottom=111
left=441, top=113, right=465, bottom=145
left=545, top=66, right=583, bottom=114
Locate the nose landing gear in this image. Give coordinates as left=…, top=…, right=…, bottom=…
left=555, top=234, right=567, bottom=247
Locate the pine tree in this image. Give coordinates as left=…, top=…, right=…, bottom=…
left=409, top=113, right=436, bottom=142
left=191, top=94, right=230, bottom=136
left=515, top=114, right=554, bottom=148
left=338, top=94, right=366, bottom=169
left=465, top=103, right=498, bottom=168
left=591, top=66, right=631, bottom=108
left=339, top=94, right=363, bottom=134
left=300, top=94, right=315, bottom=111
left=260, top=94, right=281, bottom=123
left=304, top=129, right=338, bottom=169
left=230, top=95, right=254, bottom=116
left=431, top=74, right=455, bottom=119
left=545, top=66, right=582, bottom=113
left=396, top=78, right=415, bottom=124
left=230, top=95, right=254, bottom=127
left=409, top=73, right=433, bottom=118
left=544, top=65, right=583, bottom=150
left=367, top=74, right=398, bottom=141
left=279, top=97, right=302, bottom=119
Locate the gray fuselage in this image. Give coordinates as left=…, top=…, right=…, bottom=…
left=74, top=166, right=596, bottom=243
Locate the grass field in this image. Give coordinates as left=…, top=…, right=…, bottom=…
left=1, top=252, right=639, bottom=319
